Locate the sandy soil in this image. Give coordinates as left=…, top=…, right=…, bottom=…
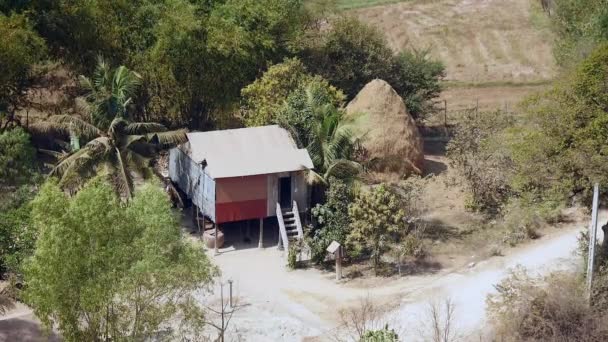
left=198, top=211, right=593, bottom=341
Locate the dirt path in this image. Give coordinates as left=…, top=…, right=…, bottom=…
left=203, top=211, right=593, bottom=341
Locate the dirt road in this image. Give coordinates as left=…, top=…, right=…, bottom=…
left=203, top=213, right=594, bottom=341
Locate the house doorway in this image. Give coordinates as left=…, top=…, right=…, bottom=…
left=279, top=176, right=292, bottom=209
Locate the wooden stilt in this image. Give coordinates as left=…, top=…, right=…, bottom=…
left=214, top=223, right=219, bottom=255
left=258, top=218, right=264, bottom=249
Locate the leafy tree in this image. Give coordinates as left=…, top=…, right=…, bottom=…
left=23, top=181, right=217, bottom=341
left=274, top=80, right=358, bottom=184
left=31, top=115, right=187, bottom=199
left=0, top=127, right=36, bottom=188
left=301, top=17, right=444, bottom=119
left=241, top=58, right=330, bottom=127
left=308, top=178, right=354, bottom=264
left=347, top=185, right=405, bottom=274
left=0, top=13, right=46, bottom=113
left=79, top=58, right=142, bottom=130
left=390, top=49, right=445, bottom=119
left=509, top=43, right=608, bottom=201
left=0, top=185, right=37, bottom=277
left=302, top=17, right=394, bottom=99
left=551, top=0, right=608, bottom=66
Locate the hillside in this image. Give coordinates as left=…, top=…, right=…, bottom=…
left=352, top=0, right=556, bottom=113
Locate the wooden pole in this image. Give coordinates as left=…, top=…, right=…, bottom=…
left=336, top=247, right=342, bottom=281
left=214, top=223, right=219, bottom=255
left=258, top=218, right=264, bottom=249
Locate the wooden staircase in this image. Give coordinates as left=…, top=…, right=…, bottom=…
left=277, top=200, right=304, bottom=252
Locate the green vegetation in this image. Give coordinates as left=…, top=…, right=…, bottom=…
left=0, top=13, right=46, bottom=113
left=348, top=185, right=406, bottom=274
left=301, top=16, right=444, bottom=119
left=552, top=0, right=608, bottom=66
left=23, top=181, right=216, bottom=341
left=32, top=115, right=186, bottom=199
left=308, top=178, right=354, bottom=263
left=361, top=325, right=399, bottom=341
left=79, top=58, right=142, bottom=130
left=0, top=128, right=37, bottom=188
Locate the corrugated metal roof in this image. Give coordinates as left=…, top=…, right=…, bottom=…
left=179, top=125, right=314, bottom=179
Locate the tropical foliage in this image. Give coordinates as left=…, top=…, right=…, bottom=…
left=0, top=185, right=37, bottom=277
left=0, top=127, right=37, bottom=188
left=31, top=115, right=186, bottom=199
left=347, top=185, right=406, bottom=273
left=308, top=178, right=354, bottom=264
left=79, top=58, right=142, bottom=129
left=241, top=58, right=345, bottom=127
left=23, top=181, right=217, bottom=341
left=0, top=13, right=46, bottom=113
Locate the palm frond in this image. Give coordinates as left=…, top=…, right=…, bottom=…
left=306, top=170, right=328, bottom=186
left=323, top=159, right=361, bottom=181
left=50, top=115, right=102, bottom=140
left=125, top=122, right=168, bottom=134
left=110, top=148, right=133, bottom=200
left=51, top=137, right=111, bottom=177
left=147, top=129, right=188, bottom=148
left=125, top=150, right=152, bottom=179
left=27, top=120, right=70, bottom=138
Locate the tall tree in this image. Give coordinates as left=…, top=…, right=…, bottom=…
left=79, top=58, right=142, bottom=130
left=30, top=115, right=187, bottom=199
left=23, top=181, right=217, bottom=341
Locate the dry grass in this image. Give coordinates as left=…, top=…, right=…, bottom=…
left=352, top=0, right=557, bottom=117
left=336, top=0, right=411, bottom=10
left=353, top=0, right=556, bottom=84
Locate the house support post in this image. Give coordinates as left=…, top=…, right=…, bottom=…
left=258, top=218, right=264, bottom=249
left=214, top=223, right=219, bottom=255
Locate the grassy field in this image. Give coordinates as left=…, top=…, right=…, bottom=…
left=336, top=0, right=409, bottom=10
left=350, top=0, right=556, bottom=116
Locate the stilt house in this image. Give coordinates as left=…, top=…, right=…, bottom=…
left=169, top=125, right=313, bottom=249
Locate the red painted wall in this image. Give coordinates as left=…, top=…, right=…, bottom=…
left=215, top=175, right=267, bottom=223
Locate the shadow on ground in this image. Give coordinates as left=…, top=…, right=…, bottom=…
left=423, top=158, right=448, bottom=176
left=0, top=318, right=60, bottom=342
left=422, top=218, right=462, bottom=242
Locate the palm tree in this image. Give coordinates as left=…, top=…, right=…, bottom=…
left=31, top=115, right=187, bottom=200
left=278, top=81, right=361, bottom=185
left=78, top=57, right=142, bottom=130
left=306, top=108, right=361, bottom=185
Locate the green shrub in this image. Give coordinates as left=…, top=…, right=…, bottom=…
left=0, top=185, right=37, bottom=277
left=0, top=127, right=37, bottom=189
left=308, top=178, right=354, bottom=264
left=347, top=185, right=405, bottom=274
left=361, top=325, right=399, bottom=342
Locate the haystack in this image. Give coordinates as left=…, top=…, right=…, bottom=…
left=345, top=79, right=424, bottom=177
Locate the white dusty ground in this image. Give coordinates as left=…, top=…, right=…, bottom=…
left=201, top=211, right=603, bottom=341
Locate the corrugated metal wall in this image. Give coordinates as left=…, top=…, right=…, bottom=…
left=215, top=175, right=267, bottom=223
left=169, top=148, right=216, bottom=222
